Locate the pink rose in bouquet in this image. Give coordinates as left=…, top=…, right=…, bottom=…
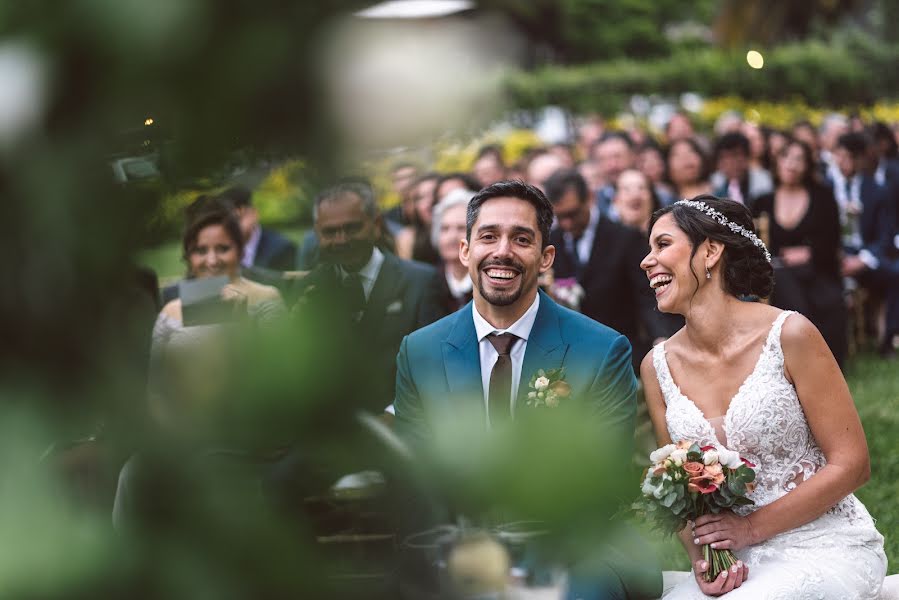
left=635, top=441, right=757, bottom=582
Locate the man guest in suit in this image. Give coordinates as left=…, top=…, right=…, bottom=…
left=544, top=169, right=678, bottom=367
left=393, top=180, right=659, bottom=599
left=222, top=185, right=298, bottom=272
left=295, top=181, right=446, bottom=415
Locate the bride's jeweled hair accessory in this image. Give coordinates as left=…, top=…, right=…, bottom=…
left=674, top=199, right=772, bottom=263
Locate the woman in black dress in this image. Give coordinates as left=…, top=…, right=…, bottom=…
left=753, top=137, right=848, bottom=365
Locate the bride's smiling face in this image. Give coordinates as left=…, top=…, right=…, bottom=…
left=640, top=213, right=704, bottom=314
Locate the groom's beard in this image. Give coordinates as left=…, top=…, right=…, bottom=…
left=476, top=257, right=527, bottom=307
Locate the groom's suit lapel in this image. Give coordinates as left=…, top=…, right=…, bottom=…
left=517, top=291, right=569, bottom=410
left=442, top=303, right=485, bottom=415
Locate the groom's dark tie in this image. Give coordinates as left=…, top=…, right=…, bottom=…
left=486, top=333, right=519, bottom=425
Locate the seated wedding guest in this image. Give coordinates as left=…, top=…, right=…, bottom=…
left=435, top=172, right=480, bottom=205
left=576, top=159, right=604, bottom=201
left=742, top=121, right=769, bottom=172
left=525, top=150, right=566, bottom=193
left=544, top=169, right=676, bottom=367
left=471, top=144, right=507, bottom=188
left=294, top=181, right=446, bottom=413
left=611, top=169, right=660, bottom=234
left=833, top=132, right=899, bottom=356
left=395, top=172, right=441, bottom=264
left=222, top=185, right=297, bottom=272
left=765, top=127, right=789, bottom=169
left=752, top=137, right=848, bottom=365
left=641, top=196, right=886, bottom=598
left=575, top=115, right=605, bottom=159
left=391, top=162, right=419, bottom=200
left=591, top=131, right=637, bottom=216
left=547, top=142, right=576, bottom=168
left=383, top=162, right=422, bottom=234
left=430, top=188, right=474, bottom=313
left=666, top=137, right=712, bottom=200
left=160, top=194, right=291, bottom=305
left=636, top=141, right=675, bottom=206
left=664, top=111, right=696, bottom=144
left=711, top=132, right=773, bottom=208
left=149, top=204, right=286, bottom=428
left=295, top=178, right=396, bottom=270
left=870, top=121, right=899, bottom=188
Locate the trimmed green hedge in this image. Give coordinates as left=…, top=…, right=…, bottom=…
left=505, top=39, right=899, bottom=113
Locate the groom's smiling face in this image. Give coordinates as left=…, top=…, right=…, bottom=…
left=461, top=196, right=554, bottom=309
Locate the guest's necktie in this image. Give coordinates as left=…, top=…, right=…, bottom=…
left=342, top=271, right=366, bottom=320
left=486, top=333, right=519, bottom=426
left=566, top=235, right=584, bottom=279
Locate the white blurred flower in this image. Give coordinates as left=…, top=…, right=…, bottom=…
left=0, top=42, right=47, bottom=148
left=534, top=376, right=550, bottom=391
left=703, top=450, right=719, bottom=466
left=649, top=444, right=676, bottom=464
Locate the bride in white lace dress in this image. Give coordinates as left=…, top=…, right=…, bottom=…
left=639, top=196, right=886, bottom=598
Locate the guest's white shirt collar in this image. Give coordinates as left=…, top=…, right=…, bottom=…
left=445, top=270, right=473, bottom=299
left=472, top=291, right=540, bottom=342
left=241, top=225, right=262, bottom=268
left=340, top=246, right=384, bottom=301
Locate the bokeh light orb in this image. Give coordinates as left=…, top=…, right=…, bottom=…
left=746, top=50, right=764, bottom=69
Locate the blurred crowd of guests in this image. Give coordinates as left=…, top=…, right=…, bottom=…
left=146, top=109, right=899, bottom=429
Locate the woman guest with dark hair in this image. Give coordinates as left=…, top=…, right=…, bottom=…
left=666, top=138, right=712, bottom=200
left=148, top=202, right=285, bottom=427
left=395, top=173, right=441, bottom=264
left=640, top=196, right=885, bottom=598
left=752, top=137, right=847, bottom=365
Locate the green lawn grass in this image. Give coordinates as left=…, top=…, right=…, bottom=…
left=641, top=351, right=899, bottom=572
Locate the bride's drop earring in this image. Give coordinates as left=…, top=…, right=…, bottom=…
left=705, top=266, right=711, bottom=279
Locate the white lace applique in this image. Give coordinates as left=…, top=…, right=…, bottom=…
left=654, top=311, right=887, bottom=599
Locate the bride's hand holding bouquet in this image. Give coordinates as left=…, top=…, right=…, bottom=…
left=635, top=441, right=757, bottom=595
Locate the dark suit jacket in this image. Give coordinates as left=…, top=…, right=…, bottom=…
left=550, top=219, right=676, bottom=365
left=293, top=251, right=446, bottom=414
left=253, top=227, right=297, bottom=272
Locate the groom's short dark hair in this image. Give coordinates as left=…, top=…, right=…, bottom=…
left=466, top=180, right=554, bottom=249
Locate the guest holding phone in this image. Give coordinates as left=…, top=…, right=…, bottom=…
left=148, top=201, right=285, bottom=428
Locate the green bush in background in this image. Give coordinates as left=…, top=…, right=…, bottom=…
left=505, top=37, right=899, bottom=114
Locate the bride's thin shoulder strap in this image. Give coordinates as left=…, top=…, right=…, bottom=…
left=767, top=310, right=797, bottom=358
left=651, top=342, right=674, bottom=405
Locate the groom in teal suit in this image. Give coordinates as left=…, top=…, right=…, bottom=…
left=394, top=181, right=659, bottom=599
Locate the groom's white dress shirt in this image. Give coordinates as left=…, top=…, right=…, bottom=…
left=472, top=292, right=540, bottom=424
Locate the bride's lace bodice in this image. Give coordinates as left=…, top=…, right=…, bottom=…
left=654, top=311, right=886, bottom=599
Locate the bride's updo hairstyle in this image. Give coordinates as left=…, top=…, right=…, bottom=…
left=648, top=194, right=774, bottom=299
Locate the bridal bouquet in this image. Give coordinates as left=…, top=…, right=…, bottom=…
left=634, top=441, right=756, bottom=582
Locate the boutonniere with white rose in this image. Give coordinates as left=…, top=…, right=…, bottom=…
left=525, top=368, right=570, bottom=408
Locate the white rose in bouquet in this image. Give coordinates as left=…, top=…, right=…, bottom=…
left=669, top=448, right=688, bottom=466
left=534, top=376, right=550, bottom=391
left=703, top=450, right=719, bottom=466
left=717, top=447, right=743, bottom=469
left=650, top=443, right=676, bottom=464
